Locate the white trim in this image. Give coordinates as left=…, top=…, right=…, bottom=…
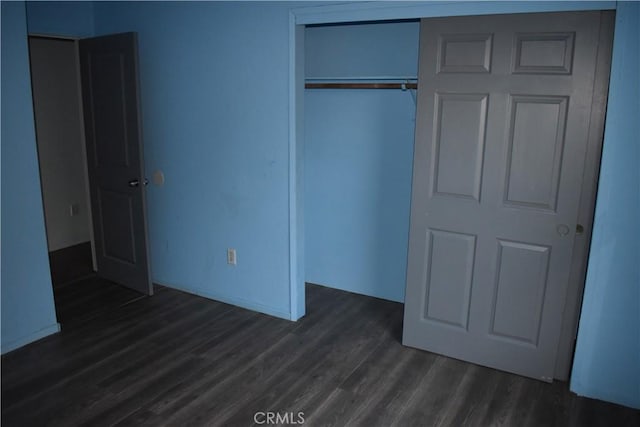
left=288, top=11, right=299, bottom=321
left=1, top=323, right=61, bottom=354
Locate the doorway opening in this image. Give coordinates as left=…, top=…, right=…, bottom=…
left=28, top=35, right=147, bottom=326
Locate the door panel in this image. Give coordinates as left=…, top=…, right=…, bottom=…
left=513, top=32, right=575, bottom=74
left=490, top=240, right=550, bottom=346
left=438, top=33, right=493, bottom=73
left=403, top=12, right=608, bottom=381
left=505, top=96, right=567, bottom=210
left=79, top=32, right=152, bottom=295
left=99, top=188, right=136, bottom=263
left=432, top=93, right=488, bottom=200
left=422, top=229, right=476, bottom=330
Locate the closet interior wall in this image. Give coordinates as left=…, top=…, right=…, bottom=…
left=304, top=21, right=419, bottom=302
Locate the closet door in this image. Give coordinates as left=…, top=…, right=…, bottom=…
left=403, top=11, right=611, bottom=381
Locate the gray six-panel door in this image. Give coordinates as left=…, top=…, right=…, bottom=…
left=403, top=12, right=608, bottom=381
left=79, top=32, right=153, bottom=295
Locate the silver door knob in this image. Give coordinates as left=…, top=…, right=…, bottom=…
left=557, top=224, right=570, bottom=236
left=128, top=178, right=149, bottom=187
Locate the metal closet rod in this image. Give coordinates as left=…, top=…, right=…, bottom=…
left=305, top=77, right=418, bottom=90
left=306, top=82, right=418, bottom=89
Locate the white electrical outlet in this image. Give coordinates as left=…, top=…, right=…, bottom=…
left=69, top=203, right=80, bottom=216
left=227, top=248, right=237, bottom=265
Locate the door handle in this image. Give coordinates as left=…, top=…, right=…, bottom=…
left=556, top=224, right=570, bottom=236
left=128, top=178, right=149, bottom=187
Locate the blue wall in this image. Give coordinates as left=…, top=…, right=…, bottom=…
left=89, top=1, right=296, bottom=318
left=24, top=1, right=319, bottom=321
left=306, top=22, right=419, bottom=79
left=1, top=2, right=59, bottom=353
left=305, top=22, right=418, bottom=302
left=25, top=1, right=94, bottom=37
left=570, top=2, right=640, bottom=410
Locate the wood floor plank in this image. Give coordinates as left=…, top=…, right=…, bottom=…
left=391, top=356, right=471, bottom=426
left=2, top=279, right=638, bottom=427
left=142, top=315, right=294, bottom=417
left=78, top=355, right=204, bottom=427
left=2, top=293, right=206, bottom=410
left=48, top=241, right=94, bottom=287
left=159, top=295, right=373, bottom=425
left=217, top=297, right=402, bottom=427
left=356, top=350, right=440, bottom=427
left=305, top=342, right=414, bottom=425
left=1, top=286, right=180, bottom=385
left=502, top=376, right=546, bottom=427
left=430, top=364, right=499, bottom=426
left=478, top=371, right=526, bottom=427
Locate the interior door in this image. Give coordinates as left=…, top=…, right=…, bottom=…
left=403, top=12, right=610, bottom=381
left=79, top=32, right=152, bottom=295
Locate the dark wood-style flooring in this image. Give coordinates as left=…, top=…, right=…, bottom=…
left=2, top=279, right=638, bottom=426
left=48, top=242, right=95, bottom=288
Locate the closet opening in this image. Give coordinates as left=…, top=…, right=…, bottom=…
left=296, top=9, right=614, bottom=382
left=302, top=19, right=420, bottom=322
